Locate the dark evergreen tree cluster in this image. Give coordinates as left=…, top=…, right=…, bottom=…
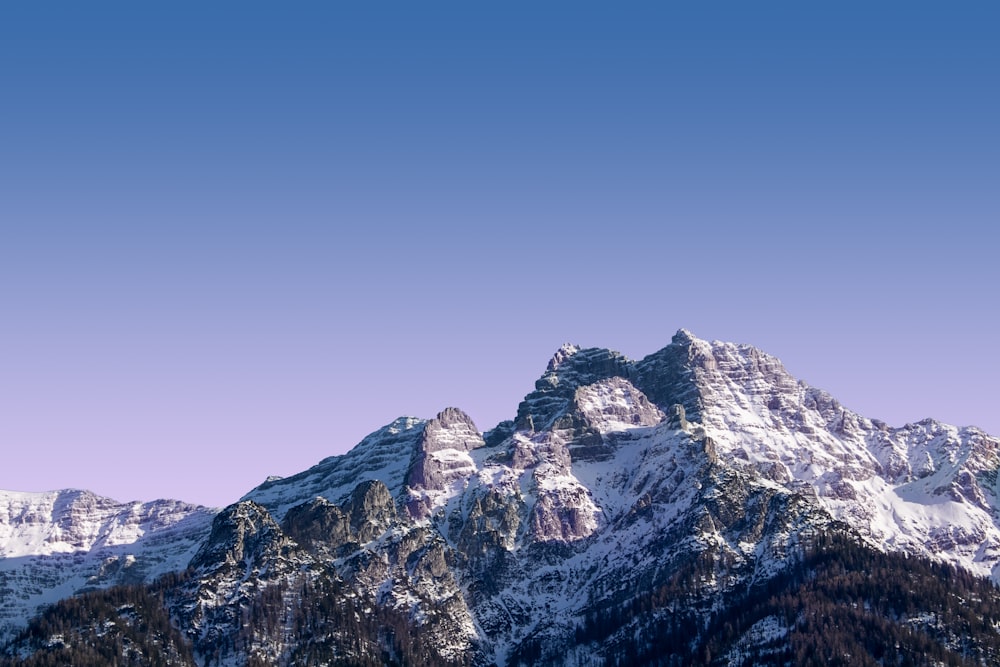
left=1, top=567, right=472, bottom=667
left=568, top=530, right=1000, bottom=666
left=0, top=580, right=195, bottom=667
left=5, top=530, right=1000, bottom=666
left=284, top=574, right=470, bottom=667
left=696, top=531, right=1000, bottom=667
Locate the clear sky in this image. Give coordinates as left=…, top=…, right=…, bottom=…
left=1, top=2, right=997, bottom=508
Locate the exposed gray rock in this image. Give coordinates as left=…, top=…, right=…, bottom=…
left=514, top=345, right=632, bottom=431
left=573, top=377, right=664, bottom=433
left=484, top=420, right=516, bottom=447
left=188, top=500, right=288, bottom=574
left=281, top=496, right=351, bottom=556
left=667, top=403, right=690, bottom=430
left=177, top=501, right=303, bottom=664
left=456, top=488, right=522, bottom=573
left=530, top=488, right=598, bottom=542
left=346, top=479, right=397, bottom=542
left=406, top=408, right=484, bottom=519
left=282, top=480, right=399, bottom=558
left=631, top=329, right=708, bottom=422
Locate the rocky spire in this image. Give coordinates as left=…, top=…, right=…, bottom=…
left=405, top=408, right=483, bottom=519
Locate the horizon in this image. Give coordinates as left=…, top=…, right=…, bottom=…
left=2, top=327, right=996, bottom=508
left=2, top=2, right=997, bottom=507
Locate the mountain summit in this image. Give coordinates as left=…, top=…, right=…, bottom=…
left=4, top=330, right=1000, bottom=666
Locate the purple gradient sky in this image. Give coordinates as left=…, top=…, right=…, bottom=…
left=1, top=2, right=997, bottom=507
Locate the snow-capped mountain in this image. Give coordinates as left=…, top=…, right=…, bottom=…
left=672, top=330, right=1000, bottom=578
left=0, top=489, right=214, bottom=640
left=3, top=330, right=1000, bottom=666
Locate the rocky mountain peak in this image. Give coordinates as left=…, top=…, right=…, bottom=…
left=188, top=500, right=286, bottom=573
left=406, top=409, right=483, bottom=519
left=546, top=343, right=581, bottom=372
left=421, top=407, right=483, bottom=452
left=671, top=327, right=698, bottom=346
left=515, top=346, right=632, bottom=432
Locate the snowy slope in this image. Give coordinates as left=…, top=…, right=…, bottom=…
left=0, top=489, right=214, bottom=640
left=679, top=333, right=1000, bottom=579
left=242, top=416, right=426, bottom=520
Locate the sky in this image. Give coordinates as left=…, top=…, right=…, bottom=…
left=1, top=2, right=997, bottom=508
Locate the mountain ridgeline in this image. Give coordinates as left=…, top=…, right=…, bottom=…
left=4, top=330, right=1000, bottom=666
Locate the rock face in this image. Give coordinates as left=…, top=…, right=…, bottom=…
left=175, top=501, right=299, bottom=662
left=406, top=408, right=484, bottom=519
left=4, top=329, right=1000, bottom=666
left=515, top=345, right=633, bottom=431
left=188, top=501, right=288, bottom=573
left=574, top=377, right=665, bottom=434
left=280, top=496, right=351, bottom=556
left=165, top=481, right=476, bottom=666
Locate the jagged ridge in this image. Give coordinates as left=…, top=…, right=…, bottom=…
left=3, top=329, right=1000, bottom=666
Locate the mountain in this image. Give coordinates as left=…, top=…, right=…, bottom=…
left=0, top=489, right=214, bottom=640
left=3, top=330, right=1000, bottom=666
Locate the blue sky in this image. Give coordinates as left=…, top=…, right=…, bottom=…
left=1, top=2, right=997, bottom=506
